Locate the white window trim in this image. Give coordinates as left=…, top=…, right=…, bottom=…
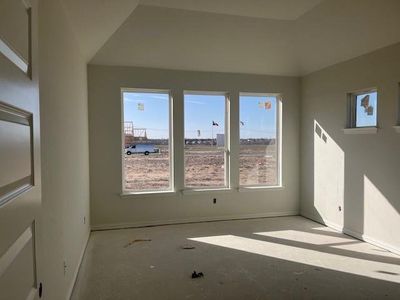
left=238, top=186, right=285, bottom=192
left=183, top=91, right=230, bottom=190
left=120, top=191, right=177, bottom=199
left=346, top=88, right=378, bottom=131
left=120, top=88, right=174, bottom=194
left=238, top=92, right=283, bottom=188
left=181, top=188, right=233, bottom=195
left=343, top=127, right=378, bottom=134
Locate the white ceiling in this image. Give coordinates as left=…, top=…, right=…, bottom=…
left=91, top=5, right=297, bottom=75
left=61, top=0, right=400, bottom=76
left=61, top=0, right=140, bottom=61
left=90, top=0, right=400, bottom=76
left=139, top=0, right=324, bottom=21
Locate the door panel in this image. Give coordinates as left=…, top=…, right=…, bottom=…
left=0, top=104, right=33, bottom=206
left=0, top=1, right=40, bottom=299
left=0, top=225, right=36, bottom=300
left=0, top=0, right=30, bottom=64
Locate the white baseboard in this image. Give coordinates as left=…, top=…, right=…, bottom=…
left=323, top=220, right=343, bottom=232
left=67, top=230, right=90, bottom=300
left=91, top=211, right=299, bottom=231
left=342, top=227, right=364, bottom=240
left=301, top=212, right=400, bottom=256
left=343, top=228, right=400, bottom=256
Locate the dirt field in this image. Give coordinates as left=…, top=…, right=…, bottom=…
left=239, top=145, right=278, bottom=186
left=124, top=145, right=170, bottom=191
left=124, top=145, right=277, bottom=191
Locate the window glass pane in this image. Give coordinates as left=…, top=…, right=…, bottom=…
left=184, top=93, right=226, bottom=188
left=240, top=95, right=279, bottom=186
left=355, top=91, right=377, bottom=127
left=123, top=91, right=171, bottom=191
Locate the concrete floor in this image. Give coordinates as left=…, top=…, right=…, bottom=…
left=71, top=216, right=400, bottom=299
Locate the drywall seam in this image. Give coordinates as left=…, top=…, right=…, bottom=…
left=66, top=230, right=90, bottom=300
left=91, top=211, right=299, bottom=231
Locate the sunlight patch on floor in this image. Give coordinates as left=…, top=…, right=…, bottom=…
left=189, top=234, right=400, bottom=283
left=254, top=230, right=354, bottom=245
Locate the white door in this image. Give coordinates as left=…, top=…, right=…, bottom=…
left=0, top=1, right=41, bottom=299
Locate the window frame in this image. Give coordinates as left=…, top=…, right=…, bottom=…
left=347, top=88, right=378, bottom=129
left=120, top=88, right=174, bottom=194
left=183, top=90, right=230, bottom=191
left=238, top=92, right=282, bottom=188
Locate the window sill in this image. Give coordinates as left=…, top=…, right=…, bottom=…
left=181, top=188, right=233, bottom=195
left=238, top=186, right=284, bottom=192
left=120, top=190, right=177, bottom=199
left=393, top=126, right=400, bottom=133
left=343, top=127, right=378, bottom=134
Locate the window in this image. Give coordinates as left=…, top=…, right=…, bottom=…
left=184, top=92, right=229, bottom=188
left=348, top=90, right=378, bottom=128
left=239, top=93, right=281, bottom=187
left=122, top=90, right=172, bottom=192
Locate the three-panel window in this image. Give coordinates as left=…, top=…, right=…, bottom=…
left=122, top=89, right=282, bottom=193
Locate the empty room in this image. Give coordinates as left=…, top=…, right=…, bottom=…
left=1, top=0, right=400, bottom=299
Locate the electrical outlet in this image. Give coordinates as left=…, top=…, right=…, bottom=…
left=338, top=206, right=342, bottom=212
left=213, top=198, right=217, bottom=204
left=83, top=216, right=86, bottom=224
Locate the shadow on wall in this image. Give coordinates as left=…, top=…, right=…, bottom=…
left=308, top=119, right=400, bottom=250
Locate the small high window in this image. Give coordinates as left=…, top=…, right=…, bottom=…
left=348, top=90, right=378, bottom=128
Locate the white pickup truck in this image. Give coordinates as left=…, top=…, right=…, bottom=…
left=125, top=144, right=160, bottom=155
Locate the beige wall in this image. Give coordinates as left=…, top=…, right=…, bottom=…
left=38, top=0, right=90, bottom=298
left=301, top=42, right=400, bottom=253
left=88, top=65, right=300, bottom=229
